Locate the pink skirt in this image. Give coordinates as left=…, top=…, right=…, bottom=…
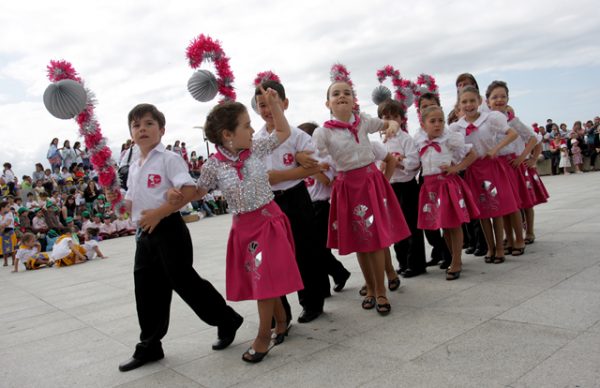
left=418, top=173, right=480, bottom=230
left=498, top=154, right=536, bottom=209
left=526, top=166, right=549, bottom=205
left=328, top=163, right=411, bottom=255
left=465, top=157, right=519, bottom=219
left=226, top=201, right=304, bottom=301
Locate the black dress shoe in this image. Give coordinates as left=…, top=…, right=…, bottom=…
left=439, top=260, right=451, bottom=270
left=297, top=309, right=322, bottom=323
left=396, top=267, right=407, bottom=275
left=473, top=248, right=487, bottom=257
left=119, top=356, right=162, bottom=372
left=333, top=271, right=351, bottom=292
left=402, top=268, right=426, bottom=278
left=212, top=313, right=244, bottom=350
left=464, top=246, right=476, bottom=255
left=425, top=259, right=440, bottom=267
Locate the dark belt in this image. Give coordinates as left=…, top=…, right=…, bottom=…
left=272, top=181, right=305, bottom=197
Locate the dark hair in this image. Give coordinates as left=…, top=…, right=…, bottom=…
left=63, top=140, right=70, bottom=147
left=50, top=138, right=58, bottom=146
left=298, top=122, right=318, bottom=136
left=0, top=201, right=8, bottom=209
left=3, top=162, right=11, bottom=168
left=21, top=232, right=36, bottom=244
left=485, top=80, right=509, bottom=99
left=204, top=102, right=248, bottom=146
left=456, top=73, right=479, bottom=91
left=458, top=85, right=481, bottom=100
left=35, top=163, right=44, bottom=171
left=73, top=141, right=81, bottom=149
left=377, top=99, right=406, bottom=120
left=326, top=81, right=355, bottom=101
left=420, top=105, right=445, bottom=123
left=86, top=227, right=99, bottom=237
left=417, top=92, right=441, bottom=110
left=127, top=103, right=166, bottom=130
left=254, top=80, right=286, bottom=102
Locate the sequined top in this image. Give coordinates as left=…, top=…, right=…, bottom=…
left=197, top=134, right=280, bottom=215
left=449, top=111, right=509, bottom=158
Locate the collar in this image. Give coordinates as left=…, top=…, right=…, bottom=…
left=458, top=111, right=489, bottom=130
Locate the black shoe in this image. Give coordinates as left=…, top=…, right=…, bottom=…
left=401, top=268, right=426, bottom=278
left=333, top=271, right=351, bottom=292
left=425, top=259, right=440, bottom=267
left=118, top=356, right=162, bottom=372
left=439, top=260, right=451, bottom=270
left=297, top=309, right=322, bottom=323
left=396, top=267, right=407, bottom=275
left=242, top=346, right=270, bottom=363
left=212, top=313, right=244, bottom=350
left=464, top=246, right=476, bottom=255
left=473, top=248, right=487, bottom=257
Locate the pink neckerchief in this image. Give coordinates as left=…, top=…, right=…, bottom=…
left=214, top=146, right=251, bottom=180
left=465, top=123, right=478, bottom=136
left=323, top=113, right=361, bottom=143
left=419, top=139, right=442, bottom=157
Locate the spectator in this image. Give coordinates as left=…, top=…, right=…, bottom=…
left=83, top=180, right=100, bottom=210
left=32, top=163, right=45, bottom=183
left=2, top=162, right=18, bottom=196
left=47, top=138, right=62, bottom=171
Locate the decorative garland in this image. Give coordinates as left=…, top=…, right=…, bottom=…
left=253, top=70, right=280, bottom=86
left=376, top=65, right=403, bottom=100
left=414, top=73, right=439, bottom=107
left=46, top=60, right=125, bottom=213
left=186, top=34, right=235, bottom=102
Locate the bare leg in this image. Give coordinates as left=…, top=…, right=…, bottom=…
left=248, top=299, right=275, bottom=356
left=383, top=247, right=398, bottom=282
left=503, top=214, right=514, bottom=251
left=357, top=252, right=375, bottom=297
left=446, top=227, right=463, bottom=272
left=370, top=249, right=387, bottom=299
left=524, top=207, right=535, bottom=241
left=480, top=218, right=495, bottom=257
left=492, top=217, right=505, bottom=259
left=510, top=211, right=525, bottom=250
left=273, top=298, right=288, bottom=335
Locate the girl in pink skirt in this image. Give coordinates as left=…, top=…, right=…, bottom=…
left=522, top=134, right=550, bottom=244
left=449, top=86, right=519, bottom=264
left=416, top=106, right=479, bottom=280
left=312, top=64, right=410, bottom=315
left=171, top=86, right=303, bottom=363
left=486, top=81, right=537, bottom=256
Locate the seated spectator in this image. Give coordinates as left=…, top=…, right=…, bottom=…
left=13, top=232, right=53, bottom=273
left=32, top=208, right=48, bottom=235
left=114, top=213, right=136, bottom=237
left=99, top=214, right=118, bottom=240
left=45, top=229, right=59, bottom=251
left=25, top=192, right=39, bottom=210
left=21, top=175, right=33, bottom=190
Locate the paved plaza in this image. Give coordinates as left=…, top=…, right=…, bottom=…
left=1, top=172, right=600, bottom=387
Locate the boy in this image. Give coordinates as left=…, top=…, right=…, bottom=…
left=254, top=80, right=330, bottom=323
left=82, top=227, right=107, bottom=259
left=113, top=103, right=242, bottom=372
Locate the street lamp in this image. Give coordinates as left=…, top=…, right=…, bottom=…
left=193, top=126, right=210, bottom=158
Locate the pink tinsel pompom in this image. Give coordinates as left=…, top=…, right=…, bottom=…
left=47, top=60, right=81, bottom=83
left=330, top=63, right=353, bottom=86
left=254, top=71, right=281, bottom=86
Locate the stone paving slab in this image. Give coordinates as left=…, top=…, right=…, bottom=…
left=1, top=172, right=599, bottom=387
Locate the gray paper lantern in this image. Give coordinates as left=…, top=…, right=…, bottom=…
left=371, top=85, right=392, bottom=105
left=402, top=86, right=415, bottom=107
left=187, top=69, right=218, bottom=102
left=43, top=79, right=87, bottom=120
left=250, top=95, right=258, bottom=114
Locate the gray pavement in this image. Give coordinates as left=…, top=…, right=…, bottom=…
left=1, top=172, right=600, bottom=388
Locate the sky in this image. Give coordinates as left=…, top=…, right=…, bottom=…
left=1, top=0, right=599, bottom=179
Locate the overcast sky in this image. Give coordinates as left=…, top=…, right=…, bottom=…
left=1, top=0, right=599, bottom=179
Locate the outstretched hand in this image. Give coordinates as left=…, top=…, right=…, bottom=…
left=259, top=85, right=280, bottom=107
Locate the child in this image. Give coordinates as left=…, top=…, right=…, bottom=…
left=571, top=138, right=583, bottom=173
left=114, top=213, right=136, bottom=237
left=113, top=103, right=242, bottom=372
left=1, top=201, right=17, bottom=266
left=312, top=65, right=410, bottom=315
left=2, top=162, right=18, bottom=196
left=559, top=143, right=571, bottom=174
left=377, top=99, right=426, bottom=278
left=416, top=106, right=479, bottom=280
left=486, top=81, right=537, bottom=257
left=99, top=214, right=118, bottom=240
left=25, top=192, right=39, bottom=210
left=170, top=86, right=303, bottom=363
left=13, top=232, right=53, bottom=272
left=298, top=122, right=351, bottom=293
left=448, top=86, right=519, bottom=264
left=253, top=78, right=330, bottom=324
left=50, top=233, right=86, bottom=267
left=82, top=228, right=107, bottom=259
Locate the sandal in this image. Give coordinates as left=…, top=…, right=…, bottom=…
left=511, top=247, right=525, bottom=256
left=524, top=235, right=535, bottom=245
left=358, top=285, right=367, bottom=296
left=361, top=296, right=376, bottom=310
left=242, top=346, right=271, bottom=363
left=484, top=255, right=494, bottom=264
left=388, top=277, right=401, bottom=291
left=503, top=246, right=513, bottom=255
left=375, top=296, right=391, bottom=315
left=493, top=256, right=505, bottom=264
left=446, top=269, right=461, bottom=281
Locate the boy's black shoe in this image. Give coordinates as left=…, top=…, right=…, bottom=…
left=212, top=313, right=244, bottom=350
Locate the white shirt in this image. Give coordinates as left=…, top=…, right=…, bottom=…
left=2, top=169, right=15, bottom=182
left=100, top=221, right=116, bottom=235
left=254, top=125, right=316, bottom=191
left=385, top=131, right=420, bottom=183
left=1, top=212, right=15, bottom=229
left=449, top=111, right=509, bottom=158
left=125, top=143, right=195, bottom=224
left=313, top=113, right=385, bottom=172
left=499, top=116, right=536, bottom=156
left=305, top=156, right=335, bottom=202
left=416, top=131, right=472, bottom=176
left=16, top=246, right=39, bottom=271
left=83, top=240, right=99, bottom=259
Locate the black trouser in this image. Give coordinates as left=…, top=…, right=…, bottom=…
left=425, top=228, right=451, bottom=263
left=391, top=179, right=426, bottom=273
left=274, top=182, right=328, bottom=316
left=132, top=213, right=238, bottom=360
left=462, top=219, right=487, bottom=252
left=312, top=200, right=349, bottom=286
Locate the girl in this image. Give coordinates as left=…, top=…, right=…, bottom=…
left=1, top=201, right=17, bottom=266
left=571, top=138, right=583, bottom=173
left=50, top=233, right=87, bottom=267
left=449, top=86, right=519, bottom=264
left=47, top=138, right=62, bottom=171
left=169, top=86, right=302, bottom=363
left=559, top=143, right=571, bottom=174
left=549, top=126, right=564, bottom=175
left=13, top=232, right=53, bottom=272
left=60, top=140, right=77, bottom=169
left=312, top=66, right=410, bottom=315
left=486, top=81, right=537, bottom=256
left=416, top=106, right=479, bottom=280
left=522, top=133, right=550, bottom=244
